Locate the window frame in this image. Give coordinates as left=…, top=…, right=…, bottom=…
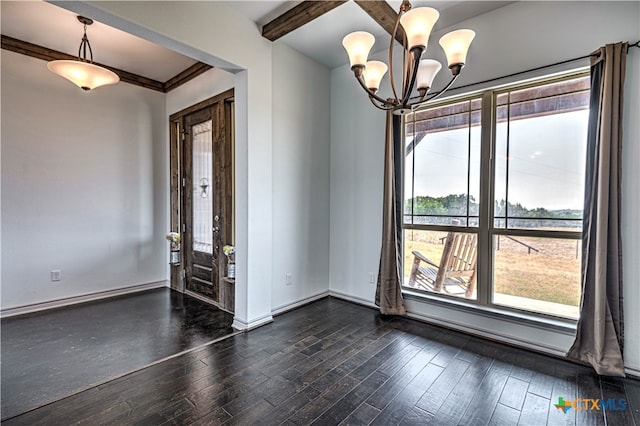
left=401, top=69, right=590, bottom=323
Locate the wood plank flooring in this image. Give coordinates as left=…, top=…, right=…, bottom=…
left=1, top=288, right=234, bottom=420
left=4, top=297, right=639, bottom=425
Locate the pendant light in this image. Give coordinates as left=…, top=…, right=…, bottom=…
left=47, top=16, right=119, bottom=91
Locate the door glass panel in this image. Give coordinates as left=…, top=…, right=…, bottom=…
left=192, top=120, right=213, bottom=254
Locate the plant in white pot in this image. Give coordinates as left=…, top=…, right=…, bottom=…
left=166, top=232, right=181, bottom=265
left=223, top=245, right=235, bottom=279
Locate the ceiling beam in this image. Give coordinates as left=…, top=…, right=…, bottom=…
left=1, top=35, right=212, bottom=93
left=163, top=62, right=213, bottom=92
left=262, top=1, right=348, bottom=41
left=354, top=0, right=405, bottom=45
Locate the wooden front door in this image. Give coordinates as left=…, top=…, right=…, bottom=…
left=180, top=97, right=233, bottom=302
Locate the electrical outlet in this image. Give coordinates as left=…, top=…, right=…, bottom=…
left=51, top=270, right=62, bottom=282
left=369, top=272, right=376, bottom=284
left=285, top=273, right=293, bottom=286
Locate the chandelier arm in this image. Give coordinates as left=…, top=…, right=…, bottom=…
left=368, top=95, right=395, bottom=111
left=387, top=9, right=405, bottom=102
left=402, top=40, right=411, bottom=102
left=422, top=73, right=459, bottom=102
left=405, top=73, right=461, bottom=108
left=401, top=49, right=422, bottom=105
left=354, top=71, right=392, bottom=106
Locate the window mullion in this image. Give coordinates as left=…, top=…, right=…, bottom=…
left=477, top=92, right=494, bottom=306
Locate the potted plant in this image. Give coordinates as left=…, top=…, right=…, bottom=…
left=223, top=245, right=235, bottom=279
left=166, top=232, right=181, bottom=265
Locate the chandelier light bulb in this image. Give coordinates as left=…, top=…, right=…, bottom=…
left=439, top=29, right=476, bottom=69
left=363, top=61, right=388, bottom=92
left=416, top=59, right=442, bottom=91
left=342, top=31, right=375, bottom=69
left=399, top=7, right=439, bottom=51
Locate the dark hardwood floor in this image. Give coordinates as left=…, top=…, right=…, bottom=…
left=1, top=288, right=235, bottom=420
left=3, top=297, right=639, bottom=425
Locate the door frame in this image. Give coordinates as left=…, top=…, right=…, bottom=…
left=169, top=88, right=234, bottom=311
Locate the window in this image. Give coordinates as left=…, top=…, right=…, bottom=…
left=404, top=98, right=482, bottom=228
left=402, top=72, right=590, bottom=320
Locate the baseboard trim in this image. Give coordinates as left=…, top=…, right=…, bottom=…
left=232, top=313, right=273, bottom=331
left=625, top=366, right=640, bottom=379
left=0, top=281, right=169, bottom=319
left=405, top=310, right=568, bottom=357
left=271, top=291, right=330, bottom=316
left=329, top=290, right=378, bottom=309
left=329, top=291, right=566, bottom=355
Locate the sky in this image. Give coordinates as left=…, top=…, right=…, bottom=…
left=405, top=110, right=589, bottom=212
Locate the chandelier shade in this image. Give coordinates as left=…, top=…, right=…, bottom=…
left=439, top=29, right=476, bottom=69
left=48, top=16, right=119, bottom=91
left=363, top=60, right=388, bottom=92
left=341, top=0, right=475, bottom=114
left=399, top=7, right=439, bottom=51
left=416, top=59, right=442, bottom=92
left=47, top=60, right=119, bottom=91
left=342, top=31, right=375, bottom=68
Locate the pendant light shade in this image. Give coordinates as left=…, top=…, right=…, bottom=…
left=47, top=60, right=119, bottom=91
left=48, top=16, right=119, bottom=91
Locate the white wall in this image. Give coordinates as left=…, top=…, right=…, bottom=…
left=160, top=42, right=334, bottom=314
left=622, top=27, right=640, bottom=376
left=271, top=42, right=331, bottom=312
left=65, top=1, right=333, bottom=323
left=1, top=0, right=333, bottom=324
left=69, top=0, right=275, bottom=329
left=1, top=50, right=167, bottom=309
left=330, top=1, right=640, bottom=373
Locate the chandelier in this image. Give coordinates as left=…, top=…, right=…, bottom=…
left=342, top=0, right=475, bottom=114
left=47, top=16, right=119, bottom=91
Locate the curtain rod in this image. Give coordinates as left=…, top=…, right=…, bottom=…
left=452, top=40, right=640, bottom=93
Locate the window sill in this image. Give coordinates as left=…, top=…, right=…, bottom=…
left=401, top=288, right=577, bottom=335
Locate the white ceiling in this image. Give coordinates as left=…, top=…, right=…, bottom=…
left=0, top=1, right=197, bottom=82
left=225, top=0, right=514, bottom=68
left=1, top=1, right=514, bottom=81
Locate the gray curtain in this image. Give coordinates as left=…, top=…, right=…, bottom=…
left=567, top=42, right=627, bottom=376
left=375, top=110, right=407, bottom=316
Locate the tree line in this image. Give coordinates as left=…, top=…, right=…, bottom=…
left=405, top=194, right=582, bottom=219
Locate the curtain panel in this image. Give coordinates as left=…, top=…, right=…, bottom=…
left=567, top=42, right=627, bottom=376
left=375, top=111, right=407, bottom=316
